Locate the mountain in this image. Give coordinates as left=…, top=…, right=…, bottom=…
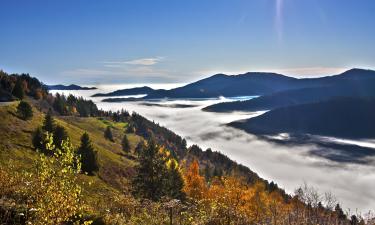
left=143, top=72, right=298, bottom=99
left=92, top=86, right=154, bottom=97
left=229, top=97, right=375, bottom=139
left=204, top=68, right=375, bottom=112
left=46, top=84, right=97, bottom=90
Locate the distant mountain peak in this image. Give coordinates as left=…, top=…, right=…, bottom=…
left=340, top=68, right=375, bottom=76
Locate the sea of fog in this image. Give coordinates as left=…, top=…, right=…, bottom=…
left=51, top=84, right=375, bottom=213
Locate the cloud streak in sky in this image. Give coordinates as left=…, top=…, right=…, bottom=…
left=275, top=0, right=283, bottom=41
left=103, top=57, right=164, bottom=67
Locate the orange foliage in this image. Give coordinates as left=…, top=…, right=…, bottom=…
left=183, top=159, right=207, bottom=200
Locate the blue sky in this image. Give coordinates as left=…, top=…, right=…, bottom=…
left=0, top=0, right=374, bottom=84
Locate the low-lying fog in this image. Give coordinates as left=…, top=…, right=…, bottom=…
left=51, top=85, right=375, bottom=213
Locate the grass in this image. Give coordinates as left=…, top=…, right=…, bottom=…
left=0, top=100, right=143, bottom=214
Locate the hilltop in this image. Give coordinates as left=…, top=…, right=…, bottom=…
left=204, top=68, right=375, bottom=112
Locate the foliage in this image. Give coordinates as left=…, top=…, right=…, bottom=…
left=11, top=79, right=25, bottom=99
left=77, top=133, right=99, bottom=175
left=53, top=125, right=69, bottom=149
left=0, top=134, right=92, bottom=224
left=17, top=100, right=33, bottom=120
left=121, top=134, right=130, bottom=153
left=132, top=139, right=168, bottom=201
left=32, top=127, right=45, bottom=151
left=104, top=126, right=114, bottom=142
left=183, top=159, right=207, bottom=200
left=42, top=109, right=55, bottom=133
left=164, top=159, right=185, bottom=200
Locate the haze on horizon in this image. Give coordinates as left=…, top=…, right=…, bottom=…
left=1, top=0, right=375, bottom=84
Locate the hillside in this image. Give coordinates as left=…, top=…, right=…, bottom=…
left=229, top=97, right=375, bottom=139
left=143, top=72, right=298, bottom=99
left=204, top=68, right=375, bottom=112
left=92, top=86, right=154, bottom=97
left=0, top=101, right=139, bottom=211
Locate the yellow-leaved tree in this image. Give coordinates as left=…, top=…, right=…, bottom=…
left=10, top=133, right=92, bottom=225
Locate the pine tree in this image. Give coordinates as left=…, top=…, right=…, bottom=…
left=53, top=125, right=68, bottom=149
left=77, top=133, right=99, bottom=175
left=42, top=109, right=55, bottom=133
left=164, top=159, right=185, bottom=200
left=121, top=134, right=130, bottom=153
left=135, top=141, right=145, bottom=156
left=12, top=79, right=24, bottom=99
left=132, top=139, right=167, bottom=201
left=17, top=100, right=33, bottom=120
left=32, top=127, right=44, bottom=151
left=104, top=126, right=114, bottom=142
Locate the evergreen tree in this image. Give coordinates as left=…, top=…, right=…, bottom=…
left=126, top=123, right=135, bottom=133
left=12, top=79, right=24, bottom=99
left=32, top=127, right=44, bottom=151
left=164, top=159, right=185, bottom=200
left=350, top=215, right=359, bottom=225
left=135, top=140, right=145, bottom=156
left=77, top=133, right=99, bottom=175
left=121, top=134, right=130, bottom=153
left=104, top=126, right=114, bottom=142
left=132, top=139, right=167, bottom=201
left=53, top=125, right=68, bottom=149
left=17, top=100, right=33, bottom=120
left=42, top=109, right=55, bottom=133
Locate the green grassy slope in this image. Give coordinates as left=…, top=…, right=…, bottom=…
left=0, top=100, right=142, bottom=214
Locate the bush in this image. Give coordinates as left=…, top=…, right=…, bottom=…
left=16, top=101, right=33, bottom=120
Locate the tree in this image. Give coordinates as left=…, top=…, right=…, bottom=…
left=32, top=127, right=44, bottom=151
left=132, top=139, right=167, bottom=201
left=77, top=133, right=99, bottom=175
left=164, top=159, right=185, bottom=200
left=26, top=133, right=90, bottom=224
left=121, top=134, right=130, bottom=153
left=183, top=160, right=207, bottom=200
left=126, top=123, right=135, bottom=133
left=12, top=79, right=24, bottom=99
left=53, top=125, right=68, bottom=149
left=135, top=141, right=145, bottom=156
left=104, top=126, right=114, bottom=142
left=17, top=101, right=33, bottom=120
left=42, top=109, right=55, bottom=133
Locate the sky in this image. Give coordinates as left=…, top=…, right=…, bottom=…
left=0, top=0, right=375, bottom=84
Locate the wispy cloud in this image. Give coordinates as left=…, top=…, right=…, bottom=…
left=103, top=57, right=164, bottom=67
left=275, top=0, right=284, bottom=42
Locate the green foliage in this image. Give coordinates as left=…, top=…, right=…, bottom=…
left=132, top=139, right=185, bottom=201
left=53, top=125, right=69, bottom=149
left=78, top=132, right=99, bottom=175
left=164, top=159, right=185, bottom=200
left=104, top=126, right=114, bottom=142
left=16, top=100, right=33, bottom=120
left=32, top=127, right=45, bottom=151
left=11, top=79, right=24, bottom=99
left=42, top=109, right=55, bottom=133
left=122, top=134, right=130, bottom=153
left=132, top=139, right=168, bottom=201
